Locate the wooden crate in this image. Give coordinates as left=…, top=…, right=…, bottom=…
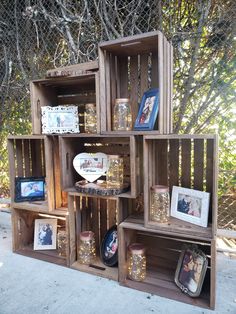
left=8, top=135, right=67, bottom=212
left=12, top=207, right=69, bottom=266
left=99, top=31, right=173, bottom=134
left=118, top=220, right=216, bottom=310
left=68, top=192, right=128, bottom=280
left=143, top=135, right=218, bottom=239
left=30, top=71, right=100, bottom=134
left=59, top=134, right=141, bottom=198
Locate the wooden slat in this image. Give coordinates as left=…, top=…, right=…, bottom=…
left=100, top=199, right=108, bottom=242
left=193, top=139, right=204, bottom=191
left=118, top=56, right=129, bottom=97
left=181, top=139, right=191, bottom=188
left=151, top=52, right=158, bottom=88
left=95, top=72, right=100, bottom=134
left=23, top=139, right=31, bottom=177
left=156, top=139, right=168, bottom=185
left=68, top=195, right=76, bottom=265
left=110, top=54, right=117, bottom=129
left=57, top=94, right=96, bottom=105
left=16, top=140, right=24, bottom=177
left=169, top=43, right=173, bottom=133
left=98, top=47, right=107, bottom=132
left=157, top=32, right=164, bottom=133
left=108, top=199, right=117, bottom=228
left=130, top=55, right=139, bottom=127
left=140, top=53, right=149, bottom=96
left=169, top=139, right=180, bottom=189
left=7, top=139, right=16, bottom=201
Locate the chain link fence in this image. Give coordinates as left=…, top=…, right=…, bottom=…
left=0, top=0, right=235, bottom=230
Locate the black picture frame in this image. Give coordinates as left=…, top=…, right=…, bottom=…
left=174, top=247, right=208, bottom=297
left=14, top=176, right=46, bottom=202
left=100, top=225, right=118, bottom=267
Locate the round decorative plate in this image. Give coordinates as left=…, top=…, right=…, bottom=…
left=100, top=225, right=118, bottom=267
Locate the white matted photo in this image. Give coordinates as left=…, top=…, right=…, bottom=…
left=41, top=105, right=79, bottom=134
left=34, top=218, right=57, bottom=250
left=171, top=186, right=210, bottom=227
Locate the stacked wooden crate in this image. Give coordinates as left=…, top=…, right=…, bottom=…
left=7, top=31, right=217, bottom=309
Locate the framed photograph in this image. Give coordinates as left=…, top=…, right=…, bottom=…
left=100, top=225, right=118, bottom=267
left=73, top=152, right=108, bottom=183
left=134, top=88, right=159, bottom=130
left=14, top=176, right=45, bottom=202
left=170, top=186, right=210, bottom=227
left=174, top=247, right=208, bottom=297
left=34, top=218, right=57, bottom=250
left=41, top=105, right=79, bottom=134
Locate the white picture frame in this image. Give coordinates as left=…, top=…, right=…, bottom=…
left=33, top=218, right=57, bottom=250
left=41, top=105, right=79, bottom=134
left=170, top=186, right=210, bottom=227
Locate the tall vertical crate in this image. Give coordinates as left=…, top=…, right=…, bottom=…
left=30, top=65, right=100, bottom=135
left=99, top=31, right=173, bottom=134
left=8, top=135, right=67, bottom=212
left=143, top=134, right=218, bottom=239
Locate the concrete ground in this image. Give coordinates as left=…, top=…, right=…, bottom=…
left=0, top=210, right=236, bottom=314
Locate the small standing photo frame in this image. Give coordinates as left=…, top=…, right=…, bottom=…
left=171, top=186, right=210, bottom=227
left=41, top=105, right=79, bottom=134
left=34, top=218, right=57, bottom=250
left=134, top=88, right=159, bottom=130
left=174, top=247, right=208, bottom=297
left=14, top=176, right=45, bottom=202
left=100, top=225, right=118, bottom=267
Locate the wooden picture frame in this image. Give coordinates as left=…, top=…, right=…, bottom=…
left=41, top=105, right=79, bottom=134
left=34, top=218, right=57, bottom=250
left=14, top=176, right=45, bottom=203
left=174, top=247, right=208, bottom=297
left=134, top=88, right=159, bottom=130
left=171, top=186, right=210, bottom=227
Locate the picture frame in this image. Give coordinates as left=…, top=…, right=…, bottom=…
left=14, top=176, right=45, bottom=203
left=33, top=218, right=57, bottom=250
left=174, top=247, right=208, bottom=297
left=73, top=152, right=108, bottom=183
left=170, top=186, right=210, bottom=227
left=100, top=225, right=118, bottom=267
left=41, top=105, right=79, bottom=134
left=134, top=88, right=159, bottom=130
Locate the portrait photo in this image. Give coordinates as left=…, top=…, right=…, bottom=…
left=14, top=176, right=45, bottom=202
left=134, top=88, right=159, bottom=130
left=175, top=247, right=208, bottom=297
left=34, top=218, right=57, bottom=250
left=171, top=186, right=210, bottom=227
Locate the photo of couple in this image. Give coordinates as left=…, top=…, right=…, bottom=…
left=177, top=194, right=202, bottom=218
left=21, top=181, right=44, bottom=197
left=178, top=251, right=205, bottom=294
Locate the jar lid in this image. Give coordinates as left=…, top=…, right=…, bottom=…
left=128, top=243, right=145, bottom=254
left=151, top=185, right=169, bottom=193
left=80, top=231, right=94, bottom=241
left=115, top=98, right=130, bottom=103
left=108, top=154, right=121, bottom=159
left=85, top=103, right=96, bottom=108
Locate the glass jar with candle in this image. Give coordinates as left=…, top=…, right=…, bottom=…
left=150, top=185, right=170, bottom=223
left=127, top=243, right=146, bottom=281
left=78, top=231, right=96, bottom=264
left=84, top=103, right=97, bottom=133
left=106, top=155, right=124, bottom=188
left=57, top=230, right=67, bottom=257
left=113, top=98, right=132, bottom=131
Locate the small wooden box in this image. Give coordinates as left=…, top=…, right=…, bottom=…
left=99, top=31, right=173, bottom=134
left=30, top=65, right=100, bottom=134
left=68, top=192, right=126, bottom=280
left=59, top=134, right=141, bottom=198
left=143, top=135, right=218, bottom=239
left=8, top=135, right=67, bottom=212
left=12, top=207, right=69, bottom=266
left=118, top=219, right=216, bottom=310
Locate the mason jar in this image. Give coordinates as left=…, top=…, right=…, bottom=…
left=150, top=185, right=170, bottom=223
left=84, top=103, right=97, bottom=133
left=106, top=155, right=124, bottom=188
left=127, top=243, right=146, bottom=281
left=78, top=231, right=96, bottom=264
left=113, top=98, right=132, bottom=131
